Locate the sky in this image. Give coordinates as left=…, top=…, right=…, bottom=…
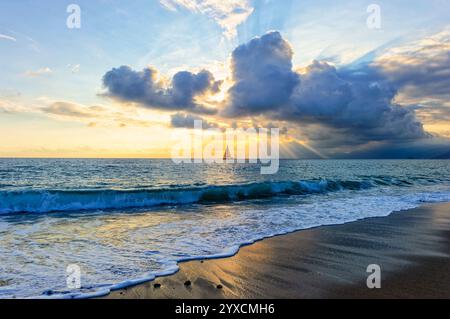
left=0, top=0, right=449, bottom=158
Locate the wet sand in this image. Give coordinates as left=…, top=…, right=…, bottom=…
left=105, top=203, right=450, bottom=299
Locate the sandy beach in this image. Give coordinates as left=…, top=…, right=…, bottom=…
left=105, top=203, right=450, bottom=299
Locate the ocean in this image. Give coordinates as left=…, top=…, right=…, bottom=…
left=0, top=158, right=449, bottom=298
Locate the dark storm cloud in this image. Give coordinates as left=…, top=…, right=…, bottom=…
left=285, top=61, right=429, bottom=142
left=222, top=32, right=428, bottom=144
left=170, top=113, right=217, bottom=129
left=102, top=66, right=221, bottom=115
left=331, top=139, right=450, bottom=159
left=99, top=30, right=449, bottom=157
left=223, top=31, right=300, bottom=117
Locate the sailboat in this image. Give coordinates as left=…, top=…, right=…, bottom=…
left=223, top=145, right=232, bottom=162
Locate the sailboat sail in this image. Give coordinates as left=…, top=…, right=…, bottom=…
left=223, top=146, right=232, bottom=161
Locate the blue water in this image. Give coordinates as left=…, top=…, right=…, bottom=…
left=0, top=159, right=449, bottom=298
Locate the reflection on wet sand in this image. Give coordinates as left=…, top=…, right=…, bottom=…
left=106, top=203, right=450, bottom=299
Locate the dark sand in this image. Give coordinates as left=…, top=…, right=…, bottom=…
left=106, top=203, right=450, bottom=299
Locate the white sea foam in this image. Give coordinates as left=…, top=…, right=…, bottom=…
left=2, top=185, right=449, bottom=299
left=1, top=159, right=450, bottom=298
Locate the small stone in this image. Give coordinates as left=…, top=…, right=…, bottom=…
left=154, top=283, right=161, bottom=288
left=184, top=280, right=192, bottom=287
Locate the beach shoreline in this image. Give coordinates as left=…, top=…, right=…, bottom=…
left=104, top=202, right=450, bottom=299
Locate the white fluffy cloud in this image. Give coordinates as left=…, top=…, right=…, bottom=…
left=160, top=0, right=253, bottom=38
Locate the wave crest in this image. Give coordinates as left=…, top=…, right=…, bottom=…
left=0, top=179, right=383, bottom=214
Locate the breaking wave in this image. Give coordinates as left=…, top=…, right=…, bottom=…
left=0, top=178, right=430, bottom=214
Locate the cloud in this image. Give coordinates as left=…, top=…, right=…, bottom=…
left=0, top=34, right=16, bottom=42
left=40, top=101, right=152, bottom=128
left=41, top=101, right=102, bottom=118
left=365, top=27, right=450, bottom=138
left=24, top=67, right=52, bottom=77
left=160, top=0, right=253, bottom=38
left=375, top=28, right=450, bottom=103
left=287, top=61, right=428, bottom=142
left=221, top=32, right=428, bottom=146
left=332, top=139, right=450, bottom=159
left=412, top=102, right=450, bottom=124
left=170, top=112, right=218, bottom=129
left=224, top=31, right=300, bottom=117
left=102, top=66, right=221, bottom=115
left=0, top=99, right=24, bottom=114
left=98, top=29, right=449, bottom=157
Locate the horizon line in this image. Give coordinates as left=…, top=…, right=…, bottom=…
left=0, top=157, right=446, bottom=160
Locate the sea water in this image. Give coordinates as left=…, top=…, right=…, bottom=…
left=0, top=159, right=449, bottom=298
